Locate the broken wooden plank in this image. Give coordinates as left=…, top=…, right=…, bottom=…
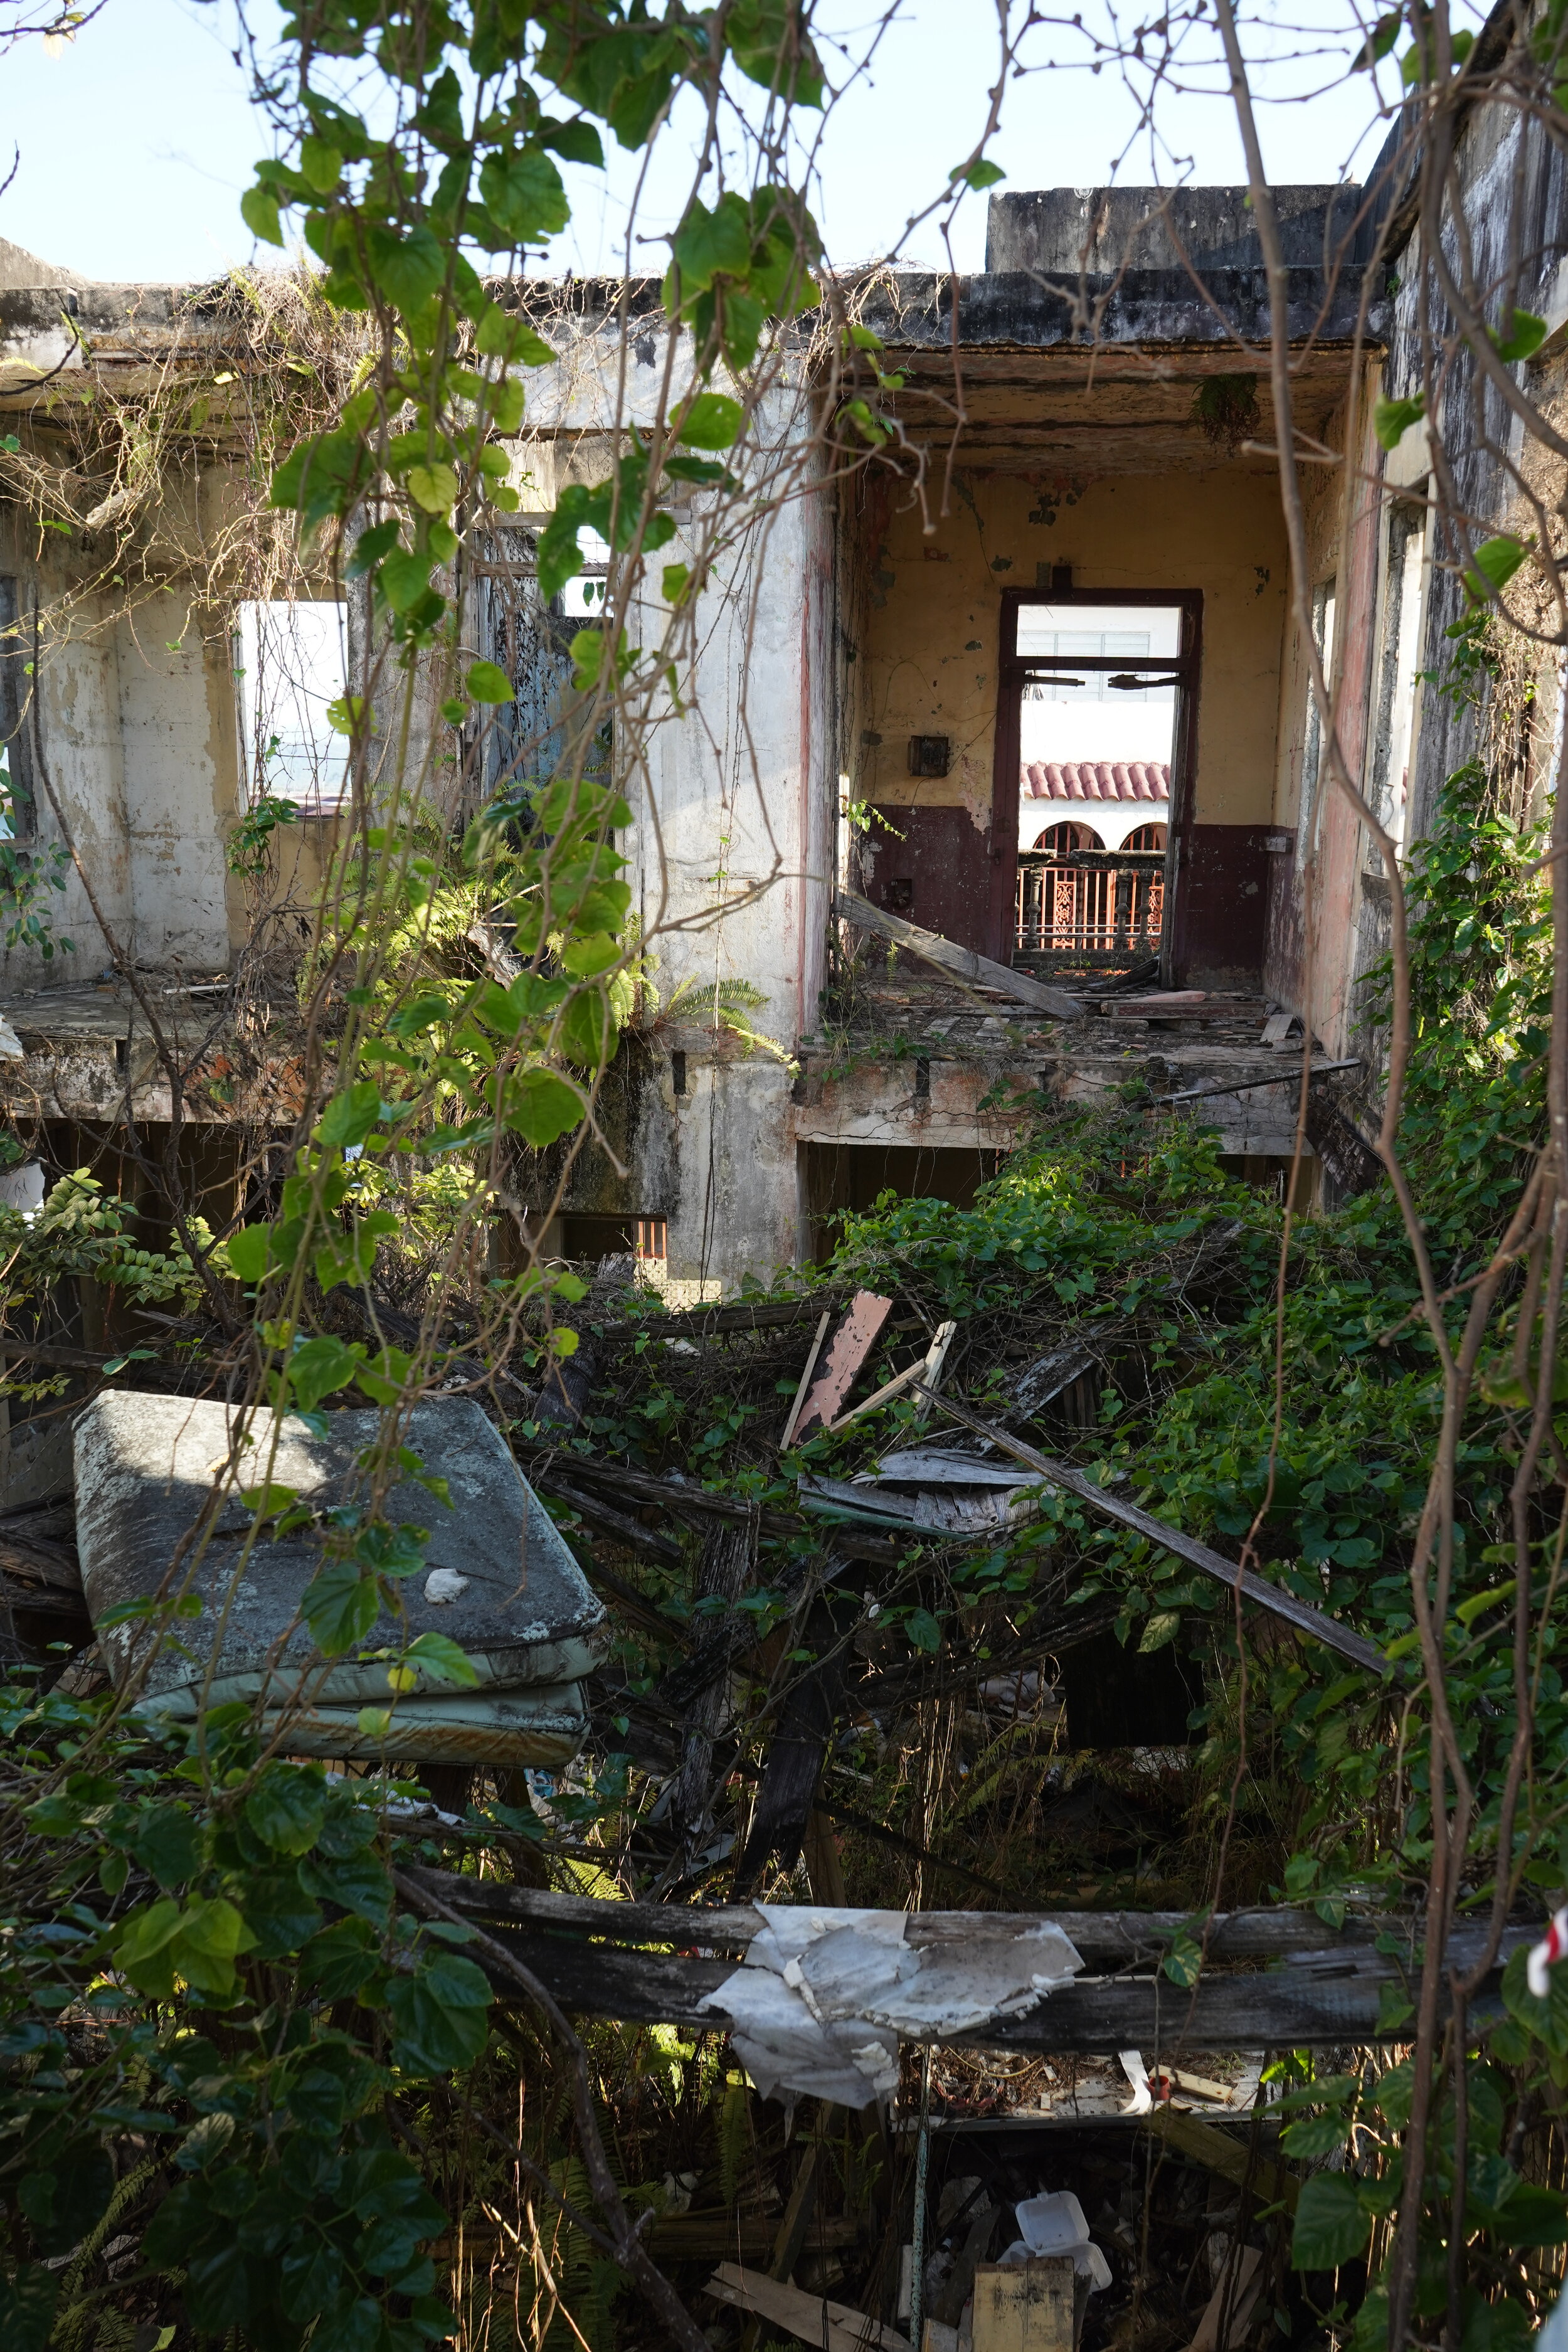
left=547, top=1478, right=686, bottom=1567
left=1183, top=2243, right=1264, bottom=2352
left=781, top=1310, right=833, bottom=1447
left=664, top=1517, right=759, bottom=1867
left=830, top=1320, right=957, bottom=1435
left=835, top=893, right=1084, bottom=1023
left=705, top=2262, right=910, bottom=2352
left=914, top=1389, right=1391, bottom=1677
left=1144, top=2110, right=1299, bottom=2213
left=1010, top=1343, right=1101, bottom=1421
left=793, top=1291, right=893, bottom=1442
left=733, top=1594, right=851, bottom=1893
left=764, top=2132, right=824, bottom=2284
left=1102, top=1003, right=1264, bottom=1022
left=876, top=1449, right=1029, bottom=1488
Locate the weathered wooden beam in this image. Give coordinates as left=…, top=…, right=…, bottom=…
left=455, top=1922, right=1520, bottom=2049
left=1143, top=2109, right=1299, bottom=2208
left=400, top=1873, right=1533, bottom=2047
left=916, top=1389, right=1391, bottom=1677
left=597, top=1296, right=836, bottom=1349
left=401, top=1870, right=1518, bottom=1969
left=547, top=1478, right=685, bottom=1568
left=835, top=893, right=1084, bottom=1023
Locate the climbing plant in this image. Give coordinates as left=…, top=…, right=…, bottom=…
left=0, top=4, right=1035, bottom=2349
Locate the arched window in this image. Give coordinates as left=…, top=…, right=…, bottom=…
left=1033, top=820, right=1103, bottom=853
left=1124, top=822, right=1168, bottom=852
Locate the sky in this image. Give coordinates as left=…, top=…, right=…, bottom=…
left=0, top=0, right=1422, bottom=287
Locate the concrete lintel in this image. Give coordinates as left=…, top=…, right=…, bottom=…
left=792, top=1115, right=1020, bottom=1149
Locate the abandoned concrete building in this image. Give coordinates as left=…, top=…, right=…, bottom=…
left=0, top=137, right=1550, bottom=1404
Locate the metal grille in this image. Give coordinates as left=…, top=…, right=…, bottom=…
left=1016, top=849, right=1165, bottom=965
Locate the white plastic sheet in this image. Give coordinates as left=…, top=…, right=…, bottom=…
left=700, top=1905, right=1084, bottom=2109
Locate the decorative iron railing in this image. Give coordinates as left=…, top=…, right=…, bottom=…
left=1015, top=847, right=1166, bottom=968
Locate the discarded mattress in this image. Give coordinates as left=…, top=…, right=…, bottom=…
left=699, top=1904, right=1084, bottom=2107
left=73, top=1391, right=607, bottom=1766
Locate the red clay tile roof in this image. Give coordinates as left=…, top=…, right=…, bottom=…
left=1021, top=760, right=1169, bottom=802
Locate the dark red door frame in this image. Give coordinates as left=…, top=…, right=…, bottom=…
left=989, top=587, right=1204, bottom=978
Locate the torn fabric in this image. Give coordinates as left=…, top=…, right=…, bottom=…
left=700, top=1904, right=1084, bottom=2107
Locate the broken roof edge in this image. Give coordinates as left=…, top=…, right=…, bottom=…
left=851, top=266, right=1389, bottom=354
left=983, top=183, right=1367, bottom=274
left=0, top=257, right=1387, bottom=361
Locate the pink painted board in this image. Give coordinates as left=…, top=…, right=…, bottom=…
left=791, top=1291, right=894, bottom=1442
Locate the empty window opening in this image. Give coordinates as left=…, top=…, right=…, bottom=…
left=555, top=1211, right=666, bottom=1266
left=1012, top=599, right=1184, bottom=977
left=1030, top=818, right=1103, bottom=852
left=0, top=575, right=38, bottom=839
left=1217, top=1152, right=1316, bottom=1212
left=633, top=1215, right=667, bottom=1261
left=1297, top=576, right=1337, bottom=856
left=235, top=600, right=349, bottom=810
left=559, top=526, right=611, bottom=620
left=470, top=526, right=612, bottom=811
left=800, top=1141, right=1004, bottom=1264
left=1369, top=509, right=1426, bottom=859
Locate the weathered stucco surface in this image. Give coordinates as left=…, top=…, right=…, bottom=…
left=856, top=467, right=1290, bottom=832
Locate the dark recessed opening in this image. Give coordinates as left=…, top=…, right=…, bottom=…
left=1061, top=1628, right=1202, bottom=1748
left=670, top=1049, right=687, bottom=1096
left=799, top=1140, right=1003, bottom=1263
left=559, top=1211, right=667, bottom=1265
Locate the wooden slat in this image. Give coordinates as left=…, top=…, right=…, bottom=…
left=1144, top=2111, right=1298, bottom=2210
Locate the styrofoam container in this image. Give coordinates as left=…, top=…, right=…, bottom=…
left=1015, top=2191, right=1091, bottom=2256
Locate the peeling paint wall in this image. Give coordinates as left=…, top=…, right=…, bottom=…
left=854, top=465, right=1290, bottom=832
left=114, top=591, right=236, bottom=970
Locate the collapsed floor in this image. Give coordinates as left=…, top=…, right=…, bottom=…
left=8, top=1063, right=1552, bottom=2352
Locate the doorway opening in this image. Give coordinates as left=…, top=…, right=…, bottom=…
left=798, top=1141, right=1004, bottom=1264
left=1001, top=592, right=1197, bottom=982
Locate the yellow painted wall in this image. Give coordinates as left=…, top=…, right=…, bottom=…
left=854, top=466, right=1292, bottom=830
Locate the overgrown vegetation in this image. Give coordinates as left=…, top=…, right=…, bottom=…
left=11, top=3, right=1568, bottom=2350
